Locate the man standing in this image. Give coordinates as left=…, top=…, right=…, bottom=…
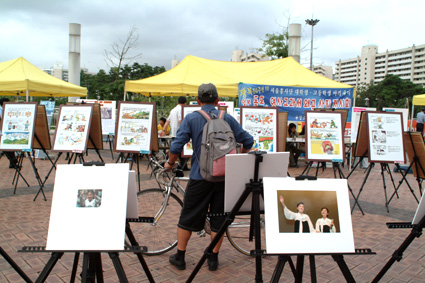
left=165, top=83, right=253, bottom=271
left=417, top=108, right=425, bottom=134
left=163, top=96, right=188, bottom=169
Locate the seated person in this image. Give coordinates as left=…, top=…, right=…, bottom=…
left=287, top=123, right=303, bottom=167
left=158, top=117, right=171, bottom=136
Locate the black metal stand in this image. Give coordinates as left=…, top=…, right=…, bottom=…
left=351, top=162, right=397, bottom=213
left=106, top=135, right=115, bottom=160
left=187, top=151, right=267, bottom=283
left=270, top=249, right=375, bottom=283
left=25, top=150, right=47, bottom=201
left=301, top=161, right=327, bottom=177
left=372, top=214, right=425, bottom=283
left=18, top=246, right=150, bottom=283
left=0, top=247, right=33, bottom=283
left=116, top=152, right=142, bottom=191
left=12, top=152, right=30, bottom=193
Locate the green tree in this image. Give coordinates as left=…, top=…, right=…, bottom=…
left=257, top=32, right=289, bottom=60
left=356, top=75, right=425, bottom=111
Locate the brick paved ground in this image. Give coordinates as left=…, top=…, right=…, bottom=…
left=1, top=149, right=425, bottom=282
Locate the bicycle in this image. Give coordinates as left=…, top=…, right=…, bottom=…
left=129, top=163, right=265, bottom=256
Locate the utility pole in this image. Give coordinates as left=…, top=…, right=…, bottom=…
left=305, top=19, right=320, bottom=71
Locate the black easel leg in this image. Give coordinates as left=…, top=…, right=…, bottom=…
left=81, top=253, right=90, bottom=283
left=42, top=152, right=62, bottom=187
left=381, top=164, right=390, bottom=213
left=295, top=255, right=304, bottom=283
left=337, top=164, right=364, bottom=215
left=332, top=255, right=355, bottom=283
left=0, top=247, right=32, bottom=283
left=136, top=154, right=141, bottom=192
left=70, top=252, right=80, bottom=283
left=94, top=253, right=104, bottom=283
left=389, top=162, right=418, bottom=205
left=352, top=163, right=374, bottom=213
left=125, top=223, right=155, bottom=283
left=27, top=152, right=47, bottom=201
left=309, top=255, right=317, bottom=283
left=270, top=256, right=290, bottom=283
left=252, top=190, right=263, bottom=283
left=109, top=252, right=129, bottom=283
left=34, top=252, right=64, bottom=283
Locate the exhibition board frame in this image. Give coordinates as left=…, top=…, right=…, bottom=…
left=181, top=105, right=201, bottom=158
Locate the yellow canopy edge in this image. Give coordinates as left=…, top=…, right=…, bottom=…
left=125, top=55, right=354, bottom=97
left=412, top=93, right=425, bottom=106
left=0, top=57, right=87, bottom=97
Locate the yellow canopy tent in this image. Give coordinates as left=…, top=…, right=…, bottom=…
left=410, top=93, right=425, bottom=128
left=0, top=57, right=87, bottom=100
left=125, top=55, right=354, bottom=97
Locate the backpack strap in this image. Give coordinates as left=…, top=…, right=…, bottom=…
left=196, top=109, right=212, bottom=121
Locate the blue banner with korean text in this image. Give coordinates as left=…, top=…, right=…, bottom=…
left=238, top=83, right=354, bottom=122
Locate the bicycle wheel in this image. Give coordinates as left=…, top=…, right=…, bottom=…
left=129, top=188, right=183, bottom=255
left=226, top=213, right=266, bottom=256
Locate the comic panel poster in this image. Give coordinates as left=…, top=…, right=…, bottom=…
left=241, top=107, right=278, bottom=153
left=77, top=99, right=116, bottom=135
left=181, top=105, right=201, bottom=157
left=305, top=111, right=344, bottom=162
left=115, top=102, right=154, bottom=153
left=0, top=102, right=37, bottom=151
left=367, top=112, right=405, bottom=163
left=52, top=105, right=93, bottom=152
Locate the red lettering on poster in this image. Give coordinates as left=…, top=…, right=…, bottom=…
left=296, top=98, right=302, bottom=108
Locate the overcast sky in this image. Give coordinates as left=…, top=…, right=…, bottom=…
left=1, top=0, right=424, bottom=73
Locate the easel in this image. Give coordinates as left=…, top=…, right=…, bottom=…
left=106, top=134, right=114, bottom=160
left=372, top=215, right=425, bottom=282
left=116, top=152, right=143, bottom=191
left=17, top=246, right=154, bottom=283
left=270, top=249, right=375, bottom=283
left=0, top=247, right=32, bottom=283
left=388, top=132, right=425, bottom=205
left=187, top=151, right=268, bottom=283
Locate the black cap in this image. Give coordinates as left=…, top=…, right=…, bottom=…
left=198, top=83, right=218, bottom=99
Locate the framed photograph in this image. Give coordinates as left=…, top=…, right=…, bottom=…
left=224, top=152, right=289, bottom=212
left=0, top=102, right=37, bottom=151
left=305, top=110, right=345, bottom=162
left=240, top=106, right=278, bottom=153
left=263, top=177, right=355, bottom=254
left=46, top=163, right=130, bottom=251
left=52, top=105, right=93, bottom=152
left=115, top=102, right=155, bottom=154
left=366, top=111, right=405, bottom=163
left=181, top=105, right=201, bottom=157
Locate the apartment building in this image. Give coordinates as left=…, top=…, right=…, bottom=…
left=334, top=44, right=425, bottom=87
left=312, top=65, right=333, bottom=79
left=42, top=64, right=90, bottom=81
left=231, top=50, right=269, bottom=62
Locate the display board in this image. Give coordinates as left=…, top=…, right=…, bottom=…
left=224, top=152, right=289, bottom=212
left=278, top=112, right=289, bottom=153
left=367, top=111, right=405, bottom=163
left=350, top=107, right=376, bottom=143
left=305, top=110, right=345, bottom=162
left=240, top=106, right=278, bottom=153
left=86, top=103, right=103, bottom=150
left=46, top=163, right=129, bottom=250
left=383, top=107, right=409, bottom=131
left=218, top=101, right=234, bottom=116
left=354, top=111, right=369, bottom=157
left=403, top=132, right=425, bottom=179
left=52, top=105, right=93, bottom=152
left=77, top=99, right=116, bottom=135
left=0, top=102, right=37, bottom=151
left=181, top=105, right=201, bottom=157
left=263, top=177, right=354, bottom=254
left=315, top=108, right=348, bottom=130
left=40, top=100, right=56, bottom=129
left=33, top=105, right=52, bottom=150
left=126, top=170, right=139, bottom=219
left=115, top=102, right=155, bottom=154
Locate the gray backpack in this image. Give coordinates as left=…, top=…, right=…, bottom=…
left=196, top=110, right=237, bottom=182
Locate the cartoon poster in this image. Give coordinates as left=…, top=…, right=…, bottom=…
left=367, top=112, right=405, bottom=163
left=182, top=105, right=201, bottom=157
left=241, top=107, right=278, bottom=153
left=350, top=107, right=376, bottom=143
left=52, top=105, right=93, bottom=152
left=77, top=99, right=116, bottom=135
left=305, top=111, right=345, bottom=162
left=115, top=102, right=154, bottom=153
left=0, top=102, right=37, bottom=151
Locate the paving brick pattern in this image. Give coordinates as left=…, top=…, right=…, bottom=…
left=1, top=151, right=425, bottom=282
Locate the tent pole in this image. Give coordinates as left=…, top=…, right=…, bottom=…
left=124, top=91, right=127, bottom=101
left=411, top=103, right=415, bottom=131
left=26, top=89, right=29, bottom=102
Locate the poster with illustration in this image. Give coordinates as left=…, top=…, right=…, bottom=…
left=52, top=105, right=93, bottom=152
left=367, top=111, right=405, bottom=163
left=115, top=102, right=155, bottom=154
left=77, top=99, right=116, bottom=135
left=0, top=102, right=37, bottom=151
left=46, top=163, right=129, bottom=250
left=182, top=105, right=201, bottom=157
left=350, top=107, right=376, bottom=143
left=305, top=111, right=344, bottom=162
left=263, top=177, right=354, bottom=254
left=240, top=106, right=278, bottom=153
